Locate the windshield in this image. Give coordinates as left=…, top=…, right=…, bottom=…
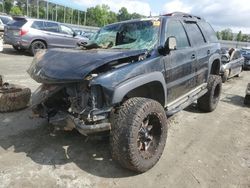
left=89, top=19, right=161, bottom=50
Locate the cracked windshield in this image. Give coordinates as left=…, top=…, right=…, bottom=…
left=89, top=19, right=161, bottom=50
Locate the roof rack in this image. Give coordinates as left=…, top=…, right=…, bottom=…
left=162, top=12, right=203, bottom=20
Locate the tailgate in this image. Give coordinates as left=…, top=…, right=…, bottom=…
left=4, top=17, right=27, bottom=38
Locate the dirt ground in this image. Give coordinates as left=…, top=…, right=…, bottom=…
left=0, top=46, right=249, bottom=188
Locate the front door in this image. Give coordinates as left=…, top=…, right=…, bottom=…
left=163, top=19, right=197, bottom=103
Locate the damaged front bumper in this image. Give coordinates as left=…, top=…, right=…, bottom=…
left=31, top=83, right=112, bottom=135
left=49, top=111, right=111, bottom=135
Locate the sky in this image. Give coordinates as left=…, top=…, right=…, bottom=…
left=54, top=0, right=250, bottom=33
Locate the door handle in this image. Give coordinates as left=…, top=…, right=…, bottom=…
left=191, top=54, right=196, bottom=59
left=207, top=50, right=210, bottom=55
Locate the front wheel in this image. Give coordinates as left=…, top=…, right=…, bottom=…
left=197, top=75, right=222, bottom=112
left=110, top=97, right=168, bottom=173
left=30, top=40, right=46, bottom=56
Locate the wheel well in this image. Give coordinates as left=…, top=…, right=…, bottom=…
left=210, top=59, right=220, bottom=75
left=124, top=81, right=165, bottom=106
left=31, top=39, right=47, bottom=48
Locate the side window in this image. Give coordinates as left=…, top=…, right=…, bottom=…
left=60, top=25, right=74, bottom=35
left=165, top=20, right=190, bottom=49
left=184, top=23, right=206, bottom=46
left=31, top=21, right=44, bottom=30
left=198, top=22, right=218, bottom=42
left=231, top=51, right=241, bottom=60
left=44, top=22, right=59, bottom=33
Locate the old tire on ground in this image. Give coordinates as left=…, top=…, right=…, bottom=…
left=0, top=85, right=31, bottom=112
left=110, top=97, right=168, bottom=173
left=222, top=69, right=229, bottom=83
left=30, top=40, right=46, bottom=56
left=197, top=75, right=222, bottom=112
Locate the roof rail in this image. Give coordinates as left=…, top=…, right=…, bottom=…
left=162, top=12, right=203, bottom=20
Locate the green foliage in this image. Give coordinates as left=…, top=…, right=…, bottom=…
left=9, top=6, right=22, bottom=15
left=220, top=29, right=233, bottom=41
left=236, top=31, right=242, bottom=41
left=217, top=29, right=249, bottom=42
left=216, top=31, right=221, bottom=40
left=242, top=34, right=250, bottom=42
left=1, top=2, right=145, bottom=27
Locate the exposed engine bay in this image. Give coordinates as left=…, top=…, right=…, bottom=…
left=32, top=80, right=111, bottom=135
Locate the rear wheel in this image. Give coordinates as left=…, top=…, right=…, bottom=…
left=197, top=75, right=222, bottom=112
left=12, top=45, right=25, bottom=52
left=30, top=40, right=46, bottom=56
left=110, top=97, right=168, bottom=172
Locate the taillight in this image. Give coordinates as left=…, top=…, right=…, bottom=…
left=20, top=28, right=28, bottom=36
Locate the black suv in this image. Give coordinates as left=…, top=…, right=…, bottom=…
left=28, top=12, right=222, bottom=173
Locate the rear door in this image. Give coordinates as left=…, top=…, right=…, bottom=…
left=183, top=21, right=210, bottom=87
left=163, top=19, right=197, bottom=103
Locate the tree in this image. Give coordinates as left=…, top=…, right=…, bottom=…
left=3, top=0, right=13, bottom=14
left=117, top=7, right=131, bottom=21
left=242, top=34, right=249, bottom=42
left=236, top=31, right=242, bottom=41
left=9, top=6, right=22, bottom=15
left=86, top=5, right=111, bottom=27
left=221, top=29, right=233, bottom=41
left=216, top=31, right=221, bottom=40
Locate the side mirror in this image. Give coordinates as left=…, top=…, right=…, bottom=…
left=73, top=32, right=77, bottom=37
left=158, top=36, right=177, bottom=56
left=166, top=36, right=177, bottom=51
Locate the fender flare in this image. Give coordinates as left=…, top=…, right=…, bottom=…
left=111, top=72, right=167, bottom=106
left=208, top=53, right=221, bottom=76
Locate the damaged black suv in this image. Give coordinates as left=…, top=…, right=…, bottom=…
left=28, top=12, right=222, bottom=173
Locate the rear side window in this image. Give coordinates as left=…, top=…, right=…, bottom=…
left=198, top=22, right=218, bottom=42
left=31, top=21, right=45, bottom=30
left=165, top=20, right=190, bottom=49
left=8, top=19, right=27, bottom=27
left=184, top=23, right=206, bottom=46
left=44, top=22, right=59, bottom=33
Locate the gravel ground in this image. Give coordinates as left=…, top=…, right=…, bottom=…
left=0, top=45, right=249, bottom=188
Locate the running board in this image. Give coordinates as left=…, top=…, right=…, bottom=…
left=166, top=83, right=208, bottom=116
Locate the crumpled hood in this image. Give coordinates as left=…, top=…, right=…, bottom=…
left=28, top=48, right=147, bottom=83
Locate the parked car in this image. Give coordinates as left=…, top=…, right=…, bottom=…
left=220, top=48, right=244, bottom=82
left=240, top=47, right=250, bottom=70
left=4, top=17, right=88, bottom=55
left=0, top=14, right=12, bottom=34
left=28, top=12, right=222, bottom=172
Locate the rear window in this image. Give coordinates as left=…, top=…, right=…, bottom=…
left=8, top=19, right=27, bottom=27
left=198, top=22, right=218, bottom=42
left=0, top=16, right=12, bottom=24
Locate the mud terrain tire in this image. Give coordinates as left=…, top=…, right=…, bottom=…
left=197, top=75, right=222, bottom=112
left=110, top=97, right=168, bottom=173
left=0, top=85, right=31, bottom=112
